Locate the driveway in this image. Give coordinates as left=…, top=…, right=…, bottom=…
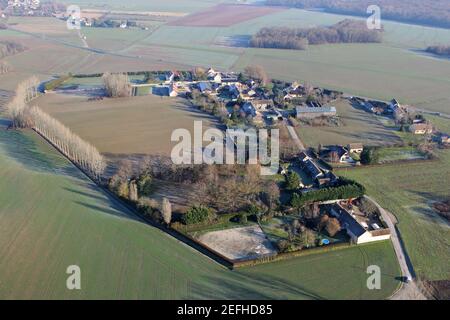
left=283, top=117, right=306, bottom=151
left=364, top=196, right=427, bottom=300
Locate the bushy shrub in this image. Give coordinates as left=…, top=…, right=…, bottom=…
left=183, top=206, right=212, bottom=225
left=360, top=147, right=380, bottom=165
left=285, top=171, right=300, bottom=190
left=137, top=173, right=153, bottom=196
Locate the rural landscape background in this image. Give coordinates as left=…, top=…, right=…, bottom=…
left=0, top=0, right=449, bottom=300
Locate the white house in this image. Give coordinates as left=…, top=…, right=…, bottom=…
left=330, top=204, right=391, bottom=245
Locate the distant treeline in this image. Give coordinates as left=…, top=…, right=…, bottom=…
left=250, top=19, right=382, bottom=50
left=265, top=0, right=450, bottom=29
left=0, top=41, right=26, bottom=59
left=426, top=45, right=450, bottom=57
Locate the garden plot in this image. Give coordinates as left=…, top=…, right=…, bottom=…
left=196, top=225, right=277, bottom=261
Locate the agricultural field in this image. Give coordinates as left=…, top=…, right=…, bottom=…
left=0, top=119, right=400, bottom=299
left=338, top=148, right=450, bottom=281
left=34, top=93, right=219, bottom=157
left=295, top=99, right=402, bottom=148
left=168, top=4, right=285, bottom=27
left=59, top=0, right=227, bottom=13
left=4, top=6, right=450, bottom=114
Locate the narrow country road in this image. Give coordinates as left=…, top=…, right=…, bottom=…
left=284, top=118, right=306, bottom=151
left=364, top=196, right=426, bottom=300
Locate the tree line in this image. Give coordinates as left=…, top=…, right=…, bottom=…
left=426, top=45, right=450, bottom=57
left=6, top=77, right=106, bottom=181
left=291, top=178, right=366, bottom=208
left=250, top=19, right=382, bottom=50
left=0, top=41, right=26, bottom=59
left=265, top=0, right=450, bottom=29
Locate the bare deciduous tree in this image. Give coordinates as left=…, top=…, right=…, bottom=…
left=0, top=61, right=11, bottom=74
left=161, top=197, right=172, bottom=225
left=244, top=65, right=269, bottom=86
left=102, top=72, right=132, bottom=98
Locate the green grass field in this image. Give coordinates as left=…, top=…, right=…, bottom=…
left=377, top=147, right=426, bottom=163
left=295, top=99, right=402, bottom=148
left=337, top=149, right=450, bottom=281
left=0, top=121, right=401, bottom=299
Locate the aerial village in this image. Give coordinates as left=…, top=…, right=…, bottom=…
left=38, top=66, right=449, bottom=267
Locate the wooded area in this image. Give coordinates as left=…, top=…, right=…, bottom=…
left=426, top=45, right=450, bottom=57
left=0, top=41, right=26, bottom=59
left=250, top=19, right=382, bottom=50
left=265, top=0, right=450, bottom=29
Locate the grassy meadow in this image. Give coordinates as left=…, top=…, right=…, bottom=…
left=0, top=120, right=401, bottom=299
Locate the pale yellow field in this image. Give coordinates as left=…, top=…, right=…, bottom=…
left=35, top=93, right=218, bottom=157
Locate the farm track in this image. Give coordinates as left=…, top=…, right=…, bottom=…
left=9, top=27, right=142, bottom=60
left=365, top=196, right=427, bottom=300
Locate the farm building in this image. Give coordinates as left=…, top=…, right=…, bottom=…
left=409, top=123, right=433, bottom=135
left=296, top=105, right=337, bottom=119
left=299, top=152, right=324, bottom=179
left=329, top=204, right=391, bottom=245
left=221, top=73, right=239, bottom=83
left=389, top=98, right=400, bottom=112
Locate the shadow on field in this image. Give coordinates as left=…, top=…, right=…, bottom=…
left=188, top=271, right=324, bottom=300
left=0, top=125, right=80, bottom=177
left=407, top=190, right=450, bottom=227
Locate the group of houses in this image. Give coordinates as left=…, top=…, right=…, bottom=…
left=146, top=68, right=343, bottom=126
left=148, top=68, right=281, bottom=125
left=353, top=97, right=437, bottom=135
